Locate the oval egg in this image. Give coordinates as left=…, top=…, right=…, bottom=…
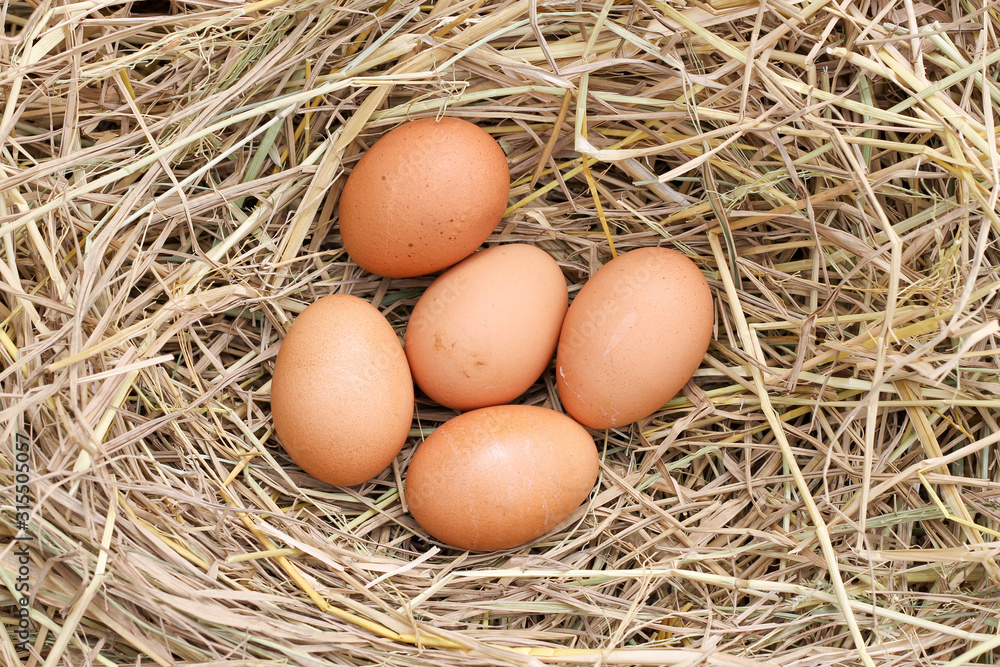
left=556, top=247, right=713, bottom=429
left=270, top=294, right=414, bottom=486
left=338, top=117, right=510, bottom=278
left=405, top=244, right=568, bottom=411
left=405, top=405, right=599, bottom=551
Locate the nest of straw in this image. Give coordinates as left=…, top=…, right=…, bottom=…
left=3, top=0, right=1000, bottom=664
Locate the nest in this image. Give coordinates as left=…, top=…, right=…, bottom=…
left=2, top=0, right=1000, bottom=664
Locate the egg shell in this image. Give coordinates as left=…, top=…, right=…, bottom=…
left=270, top=294, right=414, bottom=486
left=405, top=405, right=599, bottom=551
left=556, top=247, right=713, bottom=429
left=338, top=117, right=510, bottom=278
left=404, top=244, right=568, bottom=411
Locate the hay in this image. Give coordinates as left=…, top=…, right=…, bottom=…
left=2, top=0, right=1000, bottom=664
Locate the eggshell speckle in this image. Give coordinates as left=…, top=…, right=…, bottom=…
left=405, top=244, right=568, bottom=410
left=271, top=294, right=414, bottom=486
left=405, top=405, right=599, bottom=551
left=339, top=117, right=510, bottom=278
left=556, top=247, right=713, bottom=429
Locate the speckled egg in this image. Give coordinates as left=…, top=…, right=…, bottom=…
left=338, top=117, right=510, bottom=278
left=270, top=294, right=414, bottom=486
left=404, top=405, right=599, bottom=551
left=556, top=247, right=713, bottom=429
left=404, top=244, right=568, bottom=410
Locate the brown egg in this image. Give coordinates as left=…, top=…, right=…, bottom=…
left=556, top=247, right=713, bottom=429
left=338, top=117, right=510, bottom=278
left=270, top=294, right=414, bottom=486
left=405, top=405, right=599, bottom=551
left=404, top=244, right=568, bottom=411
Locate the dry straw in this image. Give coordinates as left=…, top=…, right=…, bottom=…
left=2, top=0, right=1000, bottom=664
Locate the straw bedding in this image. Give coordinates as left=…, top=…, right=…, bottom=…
left=2, top=0, right=1000, bottom=664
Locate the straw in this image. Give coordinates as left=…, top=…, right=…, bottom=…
left=3, top=0, right=1000, bottom=664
